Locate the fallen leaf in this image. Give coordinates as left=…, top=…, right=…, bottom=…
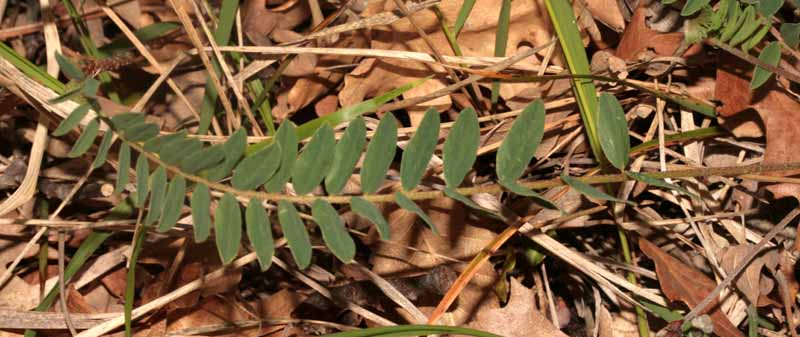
left=615, top=3, right=698, bottom=61
left=585, top=0, right=625, bottom=31
left=719, top=245, right=776, bottom=306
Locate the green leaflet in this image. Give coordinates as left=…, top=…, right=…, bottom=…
left=144, top=166, right=167, bottom=226
left=246, top=198, right=274, bottom=271
left=741, top=21, right=771, bottom=53
left=625, top=171, right=695, bottom=197
left=231, top=143, right=282, bottom=190
left=191, top=184, right=212, bottom=243
left=757, top=0, right=783, bottom=19
left=54, top=103, right=91, bottom=136
left=350, top=197, right=390, bottom=240
left=681, top=0, right=710, bottom=16
left=728, top=8, right=760, bottom=47
left=207, top=128, right=247, bottom=181
left=134, top=154, right=150, bottom=208
left=400, top=108, right=440, bottom=191
left=68, top=118, right=99, bottom=158
left=123, top=123, right=159, bottom=142
left=597, top=93, right=630, bottom=170
left=311, top=199, right=355, bottom=263
left=110, top=113, right=145, bottom=131
left=92, top=130, right=114, bottom=169
left=143, top=130, right=187, bottom=153
left=180, top=144, right=226, bottom=174
left=496, top=100, right=545, bottom=184
left=501, top=181, right=559, bottom=210
left=265, top=121, right=298, bottom=192
left=82, top=78, right=100, bottom=98
left=361, top=114, right=398, bottom=194
left=720, top=3, right=744, bottom=42
left=325, top=117, right=367, bottom=194
left=443, top=107, right=479, bottom=187
left=115, top=142, right=130, bottom=195
left=292, top=124, right=335, bottom=195
left=278, top=200, right=312, bottom=269
left=780, top=23, right=800, bottom=49
left=159, top=138, right=202, bottom=165
left=395, top=192, right=438, bottom=234
left=55, top=53, right=84, bottom=80
left=215, top=193, right=242, bottom=265
left=751, top=41, right=781, bottom=90
left=158, top=176, right=186, bottom=232
left=442, top=187, right=504, bottom=220
left=560, top=173, right=634, bottom=206
left=452, top=0, right=476, bottom=35
left=49, top=86, right=81, bottom=104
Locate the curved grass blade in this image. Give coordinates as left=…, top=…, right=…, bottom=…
left=143, top=130, right=186, bottom=152
left=134, top=154, right=150, bottom=208
left=67, top=118, right=99, bottom=158
left=496, top=100, right=545, bottom=183
left=351, top=197, right=390, bottom=240
left=361, top=114, right=398, bottom=194
left=159, top=138, right=202, bottom=165
left=292, top=124, right=335, bottom=195
left=501, top=181, right=559, bottom=210
left=278, top=200, right=312, bottom=269
left=231, top=143, right=281, bottom=190
left=751, top=41, right=781, bottom=90
left=311, top=199, right=355, bottom=263
left=207, top=128, right=247, bottom=181
left=625, top=171, right=695, bottom=197
left=443, top=107, right=479, bottom=187
left=560, top=173, right=634, bottom=206
left=123, top=123, right=159, bottom=142
left=265, top=121, right=298, bottom=192
left=180, top=144, right=226, bottom=174
left=54, top=103, right=91, bottom=136
left=246, top=198, right=274, bottom=271
left=92, top=130, right=114, bottom=169
left=191, top=184, right=212, bottom=242
left=158, top=176, right=186, bottom=232
left=400, top=108, right=440, bottom=191
left=490, top=0, right=511, bottom=105
left=325, top=117, right=367, bottom=194
left=115, top=142, right=130, bottom=195
left=144, top=166, right=167, bottom=226
left=597, top=93, right=630, bottom=170
left=215, top=193, right=242, bottom=265
left=452, top=0, right=476, bottom=35
left=395, top=192, right=438, bottom=234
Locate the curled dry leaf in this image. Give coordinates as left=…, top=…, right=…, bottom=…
left=614, top=3, right=699, bottom=61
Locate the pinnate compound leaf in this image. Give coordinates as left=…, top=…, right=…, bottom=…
left=123, top=123, right=160, bottom=142
left=159, top=138, right=202, bottom=165
left=597, top=93, right=630, bottom=170
left=361, top=114, right=398, bottom=194
left=246, top=199, right=274, bottom=271
left=115, top=142, right=130, bottom=194
left=158, top=176, right=186, bottom=232
left=751, top=41, right=781, bottom=90
left=681, top=0, right=709, bottom=16
left=144, top=166, right=167, bottom=226
left=191, top=184, right=212, bottom=243
left=400, top=108, right=440, bottom=191
left=560, top=173, right=634, bottom=205
left=134, top=154, right=150, bottom=208
left=311, top=199, right=355, bottom=263
left=92, top=130, right=114, bottom=169
left=350, top=197, right=390, bottom=240
left=143, top=131, right=186, bottom=152
left=67, top=118, right=99, bottom=158
left=54, top=103, right=91, bottom=136
left=207, top=128, right=247, bottom=181
left=292, top=124, right=335, bottom=195
left=395, top=192, right=439, bottom=234
left=232, top=143, right=281, bottom=190
left=265, top=121, right=298, bottom=192
left=625, top=172, right=695, bottom=197
left=180, top=144, right=225, bottom=174
left=55, top=53, right=84, bottom=80
left=215, top=193, right=242, bottom=265
left=325, top=117, right=367, bottom=194
left=497, top=100, right=545, bottom=184
left=443, top=107, right=479, bottom=187
left=278, top=200, right=312, bottom=269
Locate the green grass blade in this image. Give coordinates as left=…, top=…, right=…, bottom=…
left=197, top=0, right=241, bottom=134
left=491, top=0, right=511, bottom=105
left=453, top=0, right=476, bottom=36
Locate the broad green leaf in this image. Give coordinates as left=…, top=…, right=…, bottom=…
left=400, top=108, right=440, bottom=191
left=265, top=121, right=298, bottom=192
left=67, top=118, right=99, bottom=158
left=626, top=171, right=695, bottom=197
left=54, top=103, right=91, bottom=136
left=92, top=130, right=114, bottom=169
left=443, top=107, right=479, bottom=187
left=180, top=144, right=226, bottom=174
left=159, top=138, right=202, bottom=165
left=728, top=9, right=760, bottom=47
left=215, top=193, right=242, bottom=265
left=325, top=118, right=367, bottom=194
left=134, top=154, right=150, bottom=208
left=500, top=181, right=559, bottom=210
left=681, top=0, right=709, bottom=16
left=496, top=100, right=545, bottom=183
left=311, top=199, right=355, bottom=263
left=110, top=113, right=145, bottom=131
left=443, top=187, right=504, bottom=220
left=780, top=22, right=800, bottom=49
left=453, top=0, right=476, bottom=35
left=55, top=53, right=84, bottom=80
left=115, top=142, right=130, bottom=194
left=231, top=143, right=281, bottom=190
left=144, top=166, right=167, bottom=226
left=143, top=130, right=186, bottom=152
left=207, top=128, right=247, bottom=181
left=361, top=114, right=398, bottom=194
left=395, top=192, right=438, bottom=234
left=191, top=184, right=212, bottom=242
left=277, top=200, right=312, bottom=269
left=350, top=197, right=390, bottom=240
left=246, top=199, right=274, bottom=271
left=81, top=78, right=100, bottom=98
left=597, top=93, right=630, bottom=170
left=751, top=41, right=781, bottom=89
left=560, top=173, right=634, bottom=205
left=123, top=123, right=159, bottom=142
left=158, top=176, right=186, bottom=232
left=757, top=0, right=783, bottom=17
left=292, top=124, right=335, bottom=195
